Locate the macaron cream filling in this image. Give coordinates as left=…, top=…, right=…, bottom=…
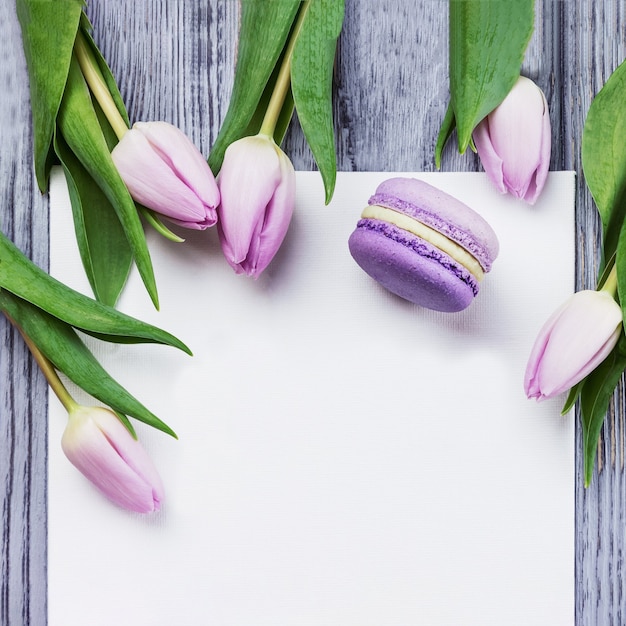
left=361, top=204, right=485, bottom=281
left=369, top=189, right=497, bottom=273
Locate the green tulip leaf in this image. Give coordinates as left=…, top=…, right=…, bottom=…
left=16, top=0, right=84, bottom=190
left=114, top=411, right=138, bottom=439
left=561, top=381, right=583, bottom=416
left=579, top=332, right=626, bottom=486
left=291, top=0, right=345, bottom=204
left=582, top=57, right=626, bottom=264
left=0, top=230, right=191, bottom=354
left=208, top=0, right=300, bottom=173
left=0, top=290, right=176, bottom=438
left=58, top=56, right=159, bottom=309
left=54, top=132, right=133, bottom=308
left=435, top=105, right=456, bottom=170
left=616, top=218, right=626, bottom=325
left=438, top=0, right=534, bottom=156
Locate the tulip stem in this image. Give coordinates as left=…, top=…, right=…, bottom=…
left=259, top=0, right=311, bottom=138
left=600, top=265, right=618, bottom=298
left=6, top=315, right=78, bottom=412
left=74, top=31, right=129, bottom=141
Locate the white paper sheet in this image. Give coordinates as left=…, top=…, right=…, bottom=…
left=48, top=169, right=575, bottom=626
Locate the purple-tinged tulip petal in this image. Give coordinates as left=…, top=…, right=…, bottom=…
left=524, top=290, right=622, bottom=401
left=62, top=406, right=164, bottom=513
left=111, top=121, right=219, bottom=230
left=473, top=76, right=551, bottom=205
left=217, top=134, right=296, bottom=277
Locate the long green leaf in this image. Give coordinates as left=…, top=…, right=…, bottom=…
left=0, top=290, right=176, bottom=438
left=616, top=216, right=626, bottom=327
left=54, top=131, right=133, bottom=307
left=439, top=0, right=534, bottom=155
left=57, top=56, right=159, bottom=308
left=579, top=333, right=626, bottom=486
left=16, top=0, right=84, bottom=190
left=208, top=0, right=300, bottom=173
left=291, top=0, right=344, bottom=203
left=435, top=105, right=456, bottom=169
left=0, top=229, right=190, bottom=354
left=581, top=57, right=626, bottom=263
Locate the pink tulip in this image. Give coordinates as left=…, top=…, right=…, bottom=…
left=111, top=121, right=219, bottom=229
left=61, top=405, right=164, bottom=513
left=524, top=290, right=622, bottom=401
left=216, top=134, right=295, bottom=277
left=473, top=76, right=551, bottom=205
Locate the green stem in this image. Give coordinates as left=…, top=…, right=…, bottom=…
left=7, top=315, right=78, bottom=412
left=600, top=264, right=618, bottom=298
left=74, top=31, right=129, bottom=141
left=259, top=0, right=311, bottom=138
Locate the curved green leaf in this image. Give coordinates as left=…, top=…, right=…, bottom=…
left=444, top=0, right=534, bottom=154
left=0, top=291, right=176, bottom=438
left=579, top=333, right=626, bottom=486
left=582, top=58, right=626, bottom=262
left=435, top=104, right=456, bottom=169
left=561, top=381, right=582, bottom=416
left=54, top=132, right=133, bottom=307
left=291, top=0, right=344, bottom=203
left=58, top=56, right=159, bottom=308
left=16, top=0, right=84, bottom=189
left=0, top=229, right=191, bottom=354
left=208, top=0, right=300, bottom=173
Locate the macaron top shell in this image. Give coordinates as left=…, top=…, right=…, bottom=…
left=369, top=177, right=499, bottom=272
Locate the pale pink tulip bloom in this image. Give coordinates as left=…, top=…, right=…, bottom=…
left=112, top=121, right=219, bottom=229
left=62, top=405, right=164, bottom=513
left=217, top=134, right=295, bottom=277
left=524, top=290, right=622, bottom=400
left=474, top=76, right=551, bottom=205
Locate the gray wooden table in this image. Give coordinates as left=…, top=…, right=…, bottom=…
left=0, top=1, right=623, bottom=624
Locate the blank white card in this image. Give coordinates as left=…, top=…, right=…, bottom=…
left=49, top=170, right=575, bottom=626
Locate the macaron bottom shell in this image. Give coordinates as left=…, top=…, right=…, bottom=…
left=348, top=219, right=478, bottom=312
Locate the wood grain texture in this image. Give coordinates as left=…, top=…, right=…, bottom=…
left=0, top=1, right=48, bottom=625
left=0, top=1, right=624, bottom=624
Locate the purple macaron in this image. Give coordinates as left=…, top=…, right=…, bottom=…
left=348, top=177, right=499, bottom=312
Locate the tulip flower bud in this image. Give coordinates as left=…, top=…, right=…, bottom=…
left=473, top=76, right=551, bottom=205
left=61, top=405, right=164, bottom=513
left=111, top=121, right=220, bottom=230
left=524, top=290, right=622, bottom=401
left=216, top=134, right=296, bottom=278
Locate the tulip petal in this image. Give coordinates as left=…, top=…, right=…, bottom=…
left=537, top=300, right=622, bottom=397
left=112, top=124, right=218, bottom=229
left=474, top=76, right=551, bottom=205
left=523, top=297, right=571, bottom=398
left=525, top=290, right=622, bottom=400
left=522, top=93, right=551, bottom=205
left=217, top=135, right=285, bottom=273
left=489, top=79, right=545, bottom=198
left=473, top=118, right=507, bottom=195
left=134, top=121, right=220, bottom=212
left=250, top=151, right=296, bottom=275
left=62, top=406, right=164, bottom=513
